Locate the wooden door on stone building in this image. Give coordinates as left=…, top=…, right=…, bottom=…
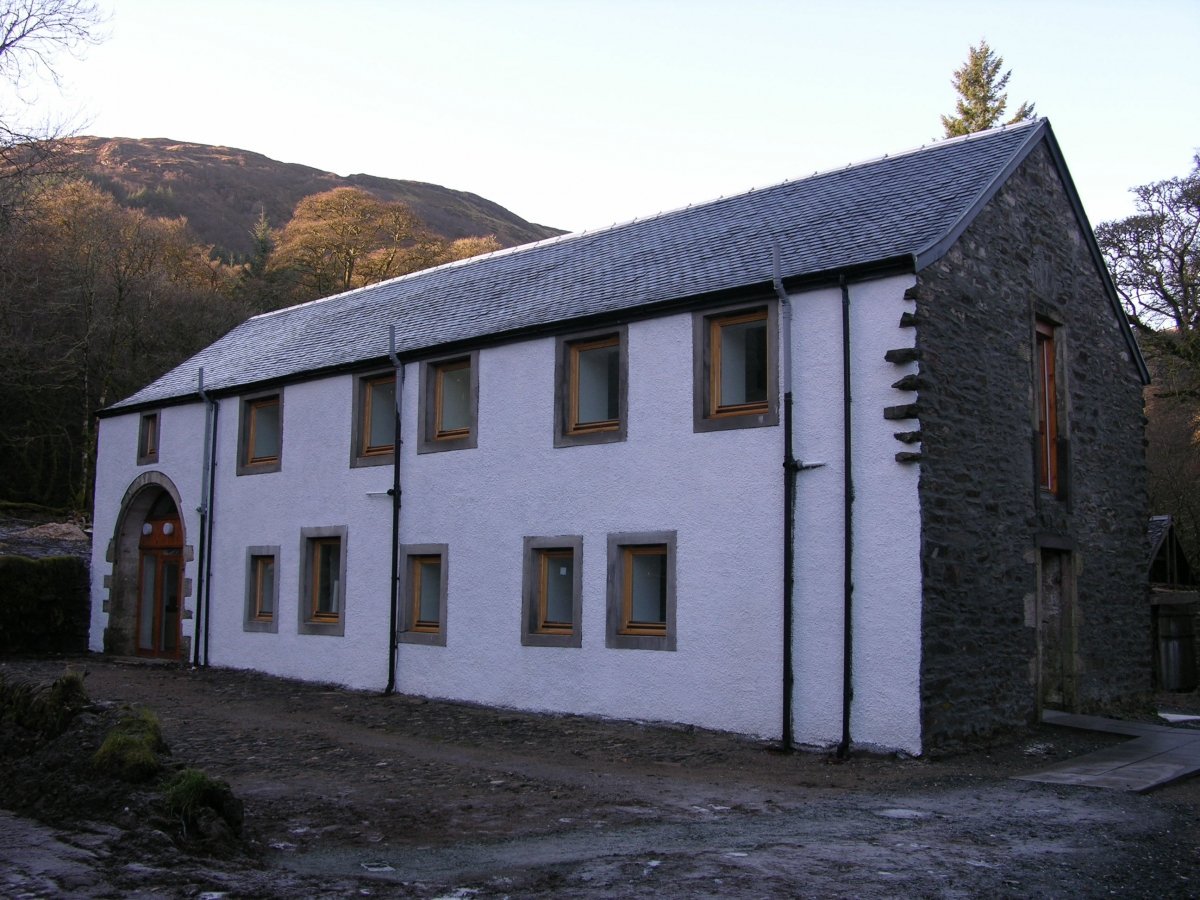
left=1037, top=548, right=1076, bottom=711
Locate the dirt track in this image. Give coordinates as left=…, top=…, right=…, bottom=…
left=2, top=656, right=1199, bottom=898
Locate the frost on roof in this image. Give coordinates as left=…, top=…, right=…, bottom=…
left=109, top=121, right=1044, bottom=412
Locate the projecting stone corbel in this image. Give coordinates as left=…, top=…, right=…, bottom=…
left=884, top=403, right=919, bottom=420
left=884, top=347, right=919, bottom=364
left=891, top=374, right=919, bottom=392
left=899, top=311, right=918, bottom=328
left=893, top=430, right=922, bottom=444
left=895, top=452, right=922, bottom=463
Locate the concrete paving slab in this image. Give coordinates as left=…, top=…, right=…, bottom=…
left=1015, top=710, right=1200, bottom=794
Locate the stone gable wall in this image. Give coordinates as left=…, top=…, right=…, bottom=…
left=914, top=141, right=1150, bottom=745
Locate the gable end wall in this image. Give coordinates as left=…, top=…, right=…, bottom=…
left=915, top=141, right=1150, bottom=745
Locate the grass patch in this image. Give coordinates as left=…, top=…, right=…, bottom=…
left=92, top=707, right=165, bottom=782
left=162, top=767, right=244, bottom=839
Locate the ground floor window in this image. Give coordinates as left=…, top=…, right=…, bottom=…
left=243, top=546, right=280, bottom=633
left=298, top=526, right=347, bottom=636
left=521, top=536, right=583, bottom=647
left=606, top=531, right=677, bottom=651
left=399, top=544, right=449, bottom=645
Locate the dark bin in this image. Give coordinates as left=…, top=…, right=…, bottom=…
left=1156, top=605, right=1198, bottom=692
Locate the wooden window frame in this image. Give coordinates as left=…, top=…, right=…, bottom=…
left=1035, top=319, right=1065, bottom=498
left=297, top=526, right=346, bottom=636
left=605, top=530, right=677, bottom=651
left=137, top=411, right=160, bottom=465
left=554, top=327, right=628, bottom=448
left=398, top=543, right=449, bottom=645
left=693, top=302, right=778, bottom=433
left=309, top=538, right=341, bottom=622
left=237, top=391, right=283, bottom=475
left=352, top=371, right=397, bottom=468
left=243, top=546, right=280, bottom=633
left=520, top=536, right=583, bottom=648
left=418, top=353, right=478, bottom=454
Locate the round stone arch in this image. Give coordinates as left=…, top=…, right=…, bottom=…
left=102, top=471, right=194, bottom=657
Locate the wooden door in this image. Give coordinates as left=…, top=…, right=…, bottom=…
left=135, top=514, right=183, bottom=658
left=1037, top=549, right=1075, bottom=711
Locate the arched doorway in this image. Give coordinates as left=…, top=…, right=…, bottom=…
left=103, top=473, right=191, bottom=659
left=134, top=492, right=184, bottom=658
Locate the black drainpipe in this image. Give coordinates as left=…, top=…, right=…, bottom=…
left=772, top=248, right=796, bottom=751
left=837, top=275, right=854, bottom=759
left=385, top=327, right=405, bottom=694
left=194, top=368, right=219, bottom=669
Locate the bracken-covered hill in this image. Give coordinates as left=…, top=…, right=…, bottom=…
left=56, top=136, right=564, bottom=257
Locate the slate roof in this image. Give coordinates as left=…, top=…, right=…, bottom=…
left=109, top=120, right=1054, bottom=411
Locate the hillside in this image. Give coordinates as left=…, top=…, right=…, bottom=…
left=55, top=136, right=564, bottom=258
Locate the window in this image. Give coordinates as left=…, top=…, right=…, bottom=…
left=606, top=531, right=677, bottom=651
left=352, top=372, right=397, bottom=467
left=419, top=353, right=478, bottom=453
left=243, top=546, right=280, bottom=633
left=399, top=543, right=448, bottom=645
left=137, top=412, right=160, bottom=465
left=298, top=526, right=347, bottom=636
left=1035, top=319, right=1064, bottom=496
left=555, top=328, right=627, bottom=448
left=521, top=536, right=583, bottom=647
left=238, top=392, right=283, bottom=475
left=694, top=303, right=778, bottom=432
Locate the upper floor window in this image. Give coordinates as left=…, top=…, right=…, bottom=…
left=1035, top=319, right=1064, bottom=496
left=419, top=353, right=478, bottom=453
left=555, top=327, right=627, bottom=448
left=694, top=303, right=778, bottom=432
left=238, top=392, right=283, bottom=475
left=352, top=372, right=396, bottom=467
left=137, top=412, right=160, bottom=465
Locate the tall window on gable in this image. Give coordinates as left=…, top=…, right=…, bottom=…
left=555, top=327, right=627, bottom=448
left=298, top=526, right=347, bottom=636
left=353, top=372, right=396, bottom=467
left=137, top=412, right=160, bottom=465
left=606, top=530, right=677, bottom=651
left=521, top=536, right=583, bottom=647
left=694, top=304, right=778, bottom=433
left=1035, top=320, right=1063, bottom=496
left=419, top=353, right=478, bottom=453
left=399, top=543, right=449, bottom=645
left=239, top=393, right=283, bottom=474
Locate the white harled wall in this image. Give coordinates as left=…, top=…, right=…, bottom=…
left=90, top=280, right=924, bottom=750
left=90, top=401, right=210, bottom=654
left=789, top=274, right=924, bottom=755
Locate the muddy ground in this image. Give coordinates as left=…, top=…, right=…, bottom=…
left=1, top=656, right=1198, bottom=898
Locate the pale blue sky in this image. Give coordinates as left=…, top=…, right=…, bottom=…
left=18, top=0, right=1200, bottom=234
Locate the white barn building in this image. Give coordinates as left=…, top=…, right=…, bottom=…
left=90, top=121, right=1151, bottom=754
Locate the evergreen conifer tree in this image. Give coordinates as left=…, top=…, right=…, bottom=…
left=941, top=40, right=1036, bottom=137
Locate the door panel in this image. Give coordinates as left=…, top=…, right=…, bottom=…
left=1038, top=549, right=1075, bottom=711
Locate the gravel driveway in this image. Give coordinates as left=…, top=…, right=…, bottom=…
left=2, top=655, right=1198, bottom=898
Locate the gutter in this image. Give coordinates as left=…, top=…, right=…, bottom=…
left=385, top=326, right=405, bottom=695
